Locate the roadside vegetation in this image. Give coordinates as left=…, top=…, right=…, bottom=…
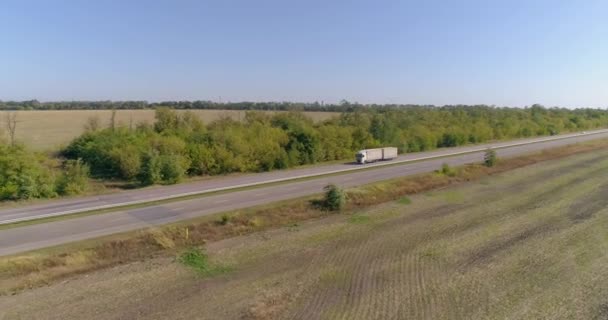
left=2, top=138, right=607, bottom=294
left=4, top=141, right=608, bottom=319
left=2, top=104, right=608, bottom=200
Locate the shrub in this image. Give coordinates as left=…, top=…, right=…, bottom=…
left=484, top=149, right=497, bottom=167
left=187, top=144, right=217, bottom=175
left=323, top=184, right=346, bottom=211
left=159, top=154, right=189, bottom=184
left=56, top=159, right=90, bottom=196
left=440, top=163, right=456, bottom=177
left=109, top=145, right=141, bottom=180
left=0, top=145, right=57, bottom=200
left=138, top=151, right=162, bottom=185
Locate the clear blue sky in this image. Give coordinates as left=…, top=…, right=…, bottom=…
left=1, top=0, right=607, bottom=107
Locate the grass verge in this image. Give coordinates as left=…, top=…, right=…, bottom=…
left=1, top=138, right=608, bottom=294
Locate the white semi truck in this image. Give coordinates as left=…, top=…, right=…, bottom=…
left=355, top=147, right=398, bottom=164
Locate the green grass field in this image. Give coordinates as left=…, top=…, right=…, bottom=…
left=0, top=110, right=339, bottom=150
left=3, top=148, right=608, bottom=319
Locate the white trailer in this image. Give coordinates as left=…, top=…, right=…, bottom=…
left=355, top=147, right=398, bottom=164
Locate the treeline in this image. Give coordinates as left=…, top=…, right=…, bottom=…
left=61, top=105, right=608, bottom=186
left=0, top=100, right=149, bottom=111
left=5, top=99, right=599, bottom=113
left=0, top=99, right=361, bottom=111
left=0, top=99, right=362, bottom=112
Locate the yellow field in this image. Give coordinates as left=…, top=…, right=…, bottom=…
left=0, top=110, right=339, bottom=151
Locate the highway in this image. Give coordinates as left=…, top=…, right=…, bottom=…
left=2, top=129, right=608, bottom=226
left=1, top=129, right=608, bottom=256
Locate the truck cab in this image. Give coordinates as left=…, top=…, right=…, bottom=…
left=356, top=151, right=366, bottom=164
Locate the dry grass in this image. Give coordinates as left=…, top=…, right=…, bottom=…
left=0, top=109, right=339, bottom=150
left=1, top=139, right=608, bottom=295
left=244, top=290, right=293, bottom=320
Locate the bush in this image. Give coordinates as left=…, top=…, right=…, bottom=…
left=440, top=163, right=456, bottom=177
left=138, top=151, right=162, bottom=185
left=137, top=152, right=189, bottom=185
left=0, top=145, right=57, bottom=200
left=187, top=144, right=217, bottom=175
left=323, top=184, right=346, bottom=211
left=159, top=155, right=189, bottom=184
left=484, top=149, right=497, bottom=167
left=109, top=145, right=141, bottom=180
left=56, top=159, right=90, bottom=196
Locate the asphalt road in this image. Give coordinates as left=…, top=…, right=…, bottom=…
left=1, top=130, right=608, bottom=256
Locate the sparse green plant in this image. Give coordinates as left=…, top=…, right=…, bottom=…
left=440, top=163, right=456, bottom=177
left=398, top=196, right=412, bottom=205
left=348, top=214, right=371, bottom=224
left=287, top=222, right=300, bottom=231
left=484, top=148, right=497, bottom=167
left=178, top=247, right=209, bottom=272
left=177, top=247, right=232, bottom=276
left=219, top=214, right=230, bottom=225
